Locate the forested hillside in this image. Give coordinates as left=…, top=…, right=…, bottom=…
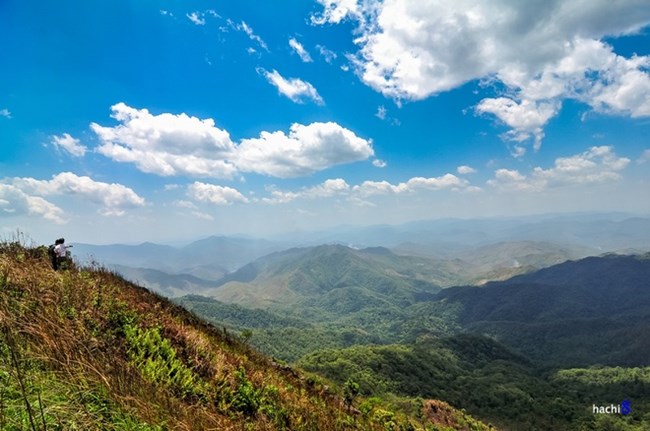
left=181, top=251, right=650, bottom=430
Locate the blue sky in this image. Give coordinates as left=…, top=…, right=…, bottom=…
left=1, top=0, right=649, bottom=244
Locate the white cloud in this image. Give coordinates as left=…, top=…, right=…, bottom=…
left=353, top=173, right=469, bottom=197
left=92, top=103, right=373, bottom=179
left=487, top=169, right=535, bottom=192
left=0, top=184, right=65, bottom=223
left=317, top=45, right=338, bottom=63
left=263, top=178, right=350, bottom=204
left=187, top=12, right=205, bottom=25
left=314, top=0, right=650, bottom=151
left=510, top=145, right=527, bottom=159
left=475, top=98, right=558, bottom=151
left=173, top=199, right=215, bottom=220
left=51, top=133, right=87, bottom=157
left=92, top=103, right=238, bottom=178
left=311, top=0, right=362, bottom=25
left=372, top=159, right=387, bottom=168
left=261, top=69, right=324, bottom=105
left=289, top=38, right=313, bottom=62
left=234, top=20, right=268, bottom=51
left=236, top=122, right=373, bottom=178
left=638, top=149, right=650, bottom=164
left=187, top=182, right=249, bottom=205
left=256, top=172, right=476, bottom=205
left=375, top=105, right=387, bottom=120
left=488, top=146, right=630, bottom=191
left=191, top=211, right=215, bottom=221
left=261, top=173, right=470, bottom=204
left=10, top=172, right=146, bottom=216
left=174, top=200, right=198, bottom=210
left=457, top=165, right=476, bottom=175
left=0, top=108, right=11, bottom=118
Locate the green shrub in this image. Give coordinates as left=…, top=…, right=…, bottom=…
left=124, top=324, right=203, bottom=399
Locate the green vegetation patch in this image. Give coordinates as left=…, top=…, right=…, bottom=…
left=124, top=324, right=206, bottom=400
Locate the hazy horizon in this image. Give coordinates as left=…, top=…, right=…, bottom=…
left=10, top=210, right=647, bottom=248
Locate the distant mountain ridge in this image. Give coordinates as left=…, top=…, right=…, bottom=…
left=71, top=214, right=649, bottom=299
left=210, top=244, right=444, bottom=309
left=436, top=253, right=650, bottom=366
left=74, top=235, right=290, bottom=278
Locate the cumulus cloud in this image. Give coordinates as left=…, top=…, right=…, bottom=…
left=289, top=38, right=313, bottom=62
left=51, top=133, right=87, bottom=157
left=91, top=103, right=372, bottom=179
left=457, top=165, right=477, bottom=175
left=488, top=146, right=630, bottom=191
left=236, top=122, right=373, bottom=177
left=475, top=98, right=559, bottom=151
left=372, top=159, right=387, bottom=168
left=487, top=169, right=535, bottom=192
left=187, top=182, right=249, bottom=205
left=92, top=103, right=238, bottom=178
left=263, top=178, right=350, bottom=204
left=313, top=0, right=650, bottom=151
left=353, top=173, right=469, bottom=197
left=261, top=69, right=324, bottom=105
left=261, top=173, right=473, bottom=204
left=0, top=108, right=11, bottom=118
left=311, top=0, right=363, bottom=25
left=10, top=172, right=146, bottom=216
left=0, top=184, right=65, bottom=223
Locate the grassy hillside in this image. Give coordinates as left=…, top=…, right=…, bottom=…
left=0, top=240, right=493, bottom=431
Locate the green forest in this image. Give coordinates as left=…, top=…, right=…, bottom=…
left=177, top=249, right=650, bottom=430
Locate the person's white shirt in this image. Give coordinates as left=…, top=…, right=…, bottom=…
left=54, top=243, right=67, bottom=258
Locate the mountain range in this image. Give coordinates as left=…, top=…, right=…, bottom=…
left=178, top=251, right=650, bottom=430
left=70, top=214, right=650, bottom=299
left=6, top=217, right=650, bottom=430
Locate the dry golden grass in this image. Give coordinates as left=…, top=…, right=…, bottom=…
left=0, top=242, right=421, bottom=430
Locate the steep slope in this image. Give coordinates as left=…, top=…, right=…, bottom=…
left=0, top=241, right=462, bottom=431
